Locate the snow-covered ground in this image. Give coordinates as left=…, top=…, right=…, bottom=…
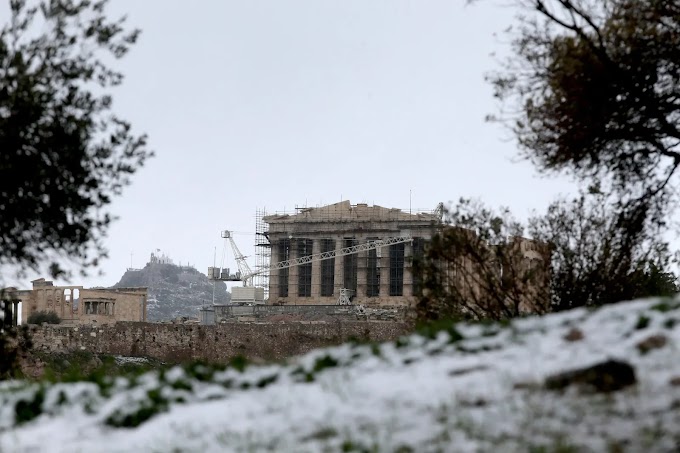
left=1, top=298, right=680, bottom=452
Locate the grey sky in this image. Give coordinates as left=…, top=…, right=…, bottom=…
left=19, top=0, right=575, bottom=288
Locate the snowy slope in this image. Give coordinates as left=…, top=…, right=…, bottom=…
left=1, top=298, right=680, bottom=452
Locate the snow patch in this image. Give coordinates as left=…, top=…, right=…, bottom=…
left=113, top=356, right=150, bottom=366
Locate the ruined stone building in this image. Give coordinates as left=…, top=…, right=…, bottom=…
left=262, top=200, right=549, bottom=312
left=3, top=278, right=147, bottom=325
left=418, top=229, right=551, bottom=318
left=264, top=201, right=440, bottom=307
left=1, top=298, right=19, bottom=328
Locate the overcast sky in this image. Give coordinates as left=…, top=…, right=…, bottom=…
left=17, top=0, right=576, bottom=289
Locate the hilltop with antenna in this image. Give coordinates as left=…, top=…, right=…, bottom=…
left=113, top=250, right=230, bottom=321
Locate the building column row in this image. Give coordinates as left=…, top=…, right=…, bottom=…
left=270, top=238, right=413, bottom=301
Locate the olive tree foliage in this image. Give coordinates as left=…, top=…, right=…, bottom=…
left=529, top=191, right=679, bottom=311
left=416, top=199, right=551, bottom=323
left=0, top=324, right=31, bottom=379
left=419, top=0, right=680, bottom=323
left=26, top=309, right=61, bottom=325
left=485, top=0, right=680, bottom=216
left=416, top=195, right=678, bottom=323
left=0, top=0, right=151, bottom=280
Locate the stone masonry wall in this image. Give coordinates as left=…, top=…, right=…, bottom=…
left=14, top=280, right=147, bottom=325
left=29, top=321, right=413, bottom=363
left=209, top=304, right=412, bottom=324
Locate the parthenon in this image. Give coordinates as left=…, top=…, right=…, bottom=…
left=264, top=201, right=440, bottom=307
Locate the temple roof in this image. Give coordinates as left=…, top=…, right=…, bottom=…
left=263, top=200, right=439, bottom=223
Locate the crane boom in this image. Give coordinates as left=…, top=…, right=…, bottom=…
left=221, top=231, right=254, bottom=284
left=209, top=233, right=413, bottom=287
left=267, top=235, right=412, bottom=273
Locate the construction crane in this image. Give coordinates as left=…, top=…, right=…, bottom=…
left=220, top=230, right=254, bottom=284
left=208, top=231, right=414, bottom=303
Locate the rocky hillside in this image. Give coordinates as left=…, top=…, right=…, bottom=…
left=112, top=263, right=230, bottom=322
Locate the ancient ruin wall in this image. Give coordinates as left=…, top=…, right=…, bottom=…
left=13, top=280, right=147, bottom=325
left=29, top=321, right=413, bottom=363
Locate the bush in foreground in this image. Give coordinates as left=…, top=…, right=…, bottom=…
left=26, top=311, right=61, bottom=326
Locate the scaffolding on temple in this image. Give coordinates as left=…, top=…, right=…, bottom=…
left=254, top=207, right=271, bottom=300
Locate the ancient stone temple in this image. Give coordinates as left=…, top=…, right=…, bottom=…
left=4, top=278, right=147, bottom=325
left=264, top=201, right=440, bottom=307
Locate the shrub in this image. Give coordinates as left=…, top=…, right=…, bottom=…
left=27, top=311, right=61, bottom=325
left=0, top=325, right=32, bottom=380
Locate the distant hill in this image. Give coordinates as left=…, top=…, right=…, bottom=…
left=113, top=262, right=230, bottom=322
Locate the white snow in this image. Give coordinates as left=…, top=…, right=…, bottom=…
left=112, top=355, right=151, bottom=366
left=2, top=298, right=680, bottom=452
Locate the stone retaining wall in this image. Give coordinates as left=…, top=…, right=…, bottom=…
left=203, top=304, right=411, bottom=324
left=29, top=321, right=413, bottom=363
